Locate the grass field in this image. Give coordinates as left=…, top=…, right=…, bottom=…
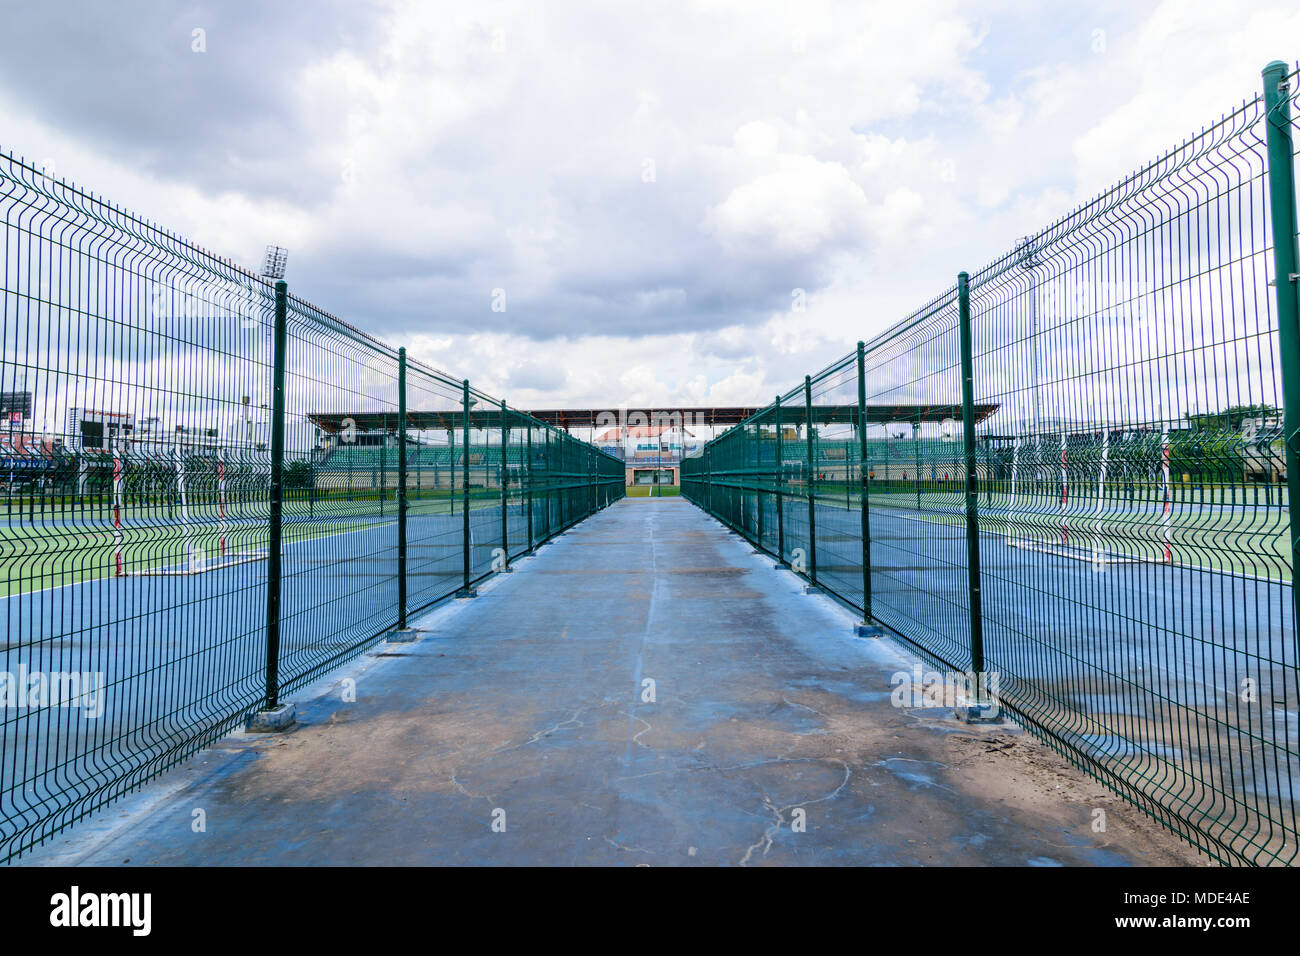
left=625, top=485, right=680, bottom=497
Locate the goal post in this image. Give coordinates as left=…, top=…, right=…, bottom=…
left=1006, top=422, right=1172, bottom=568
left=120, top=438, right=270, bottom=577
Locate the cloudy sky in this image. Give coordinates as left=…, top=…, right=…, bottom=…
left=0, top=0, right=1294, bottom=411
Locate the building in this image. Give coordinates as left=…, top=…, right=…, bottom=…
left=595, top=424, right=700, bottom=486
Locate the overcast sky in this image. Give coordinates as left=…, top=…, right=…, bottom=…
left=0, top=0, right=1294, bottom=410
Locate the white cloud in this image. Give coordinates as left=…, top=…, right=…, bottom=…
left=704, top=154, right=872, bottom=260
left=0, top=0, right=1291, bottom=412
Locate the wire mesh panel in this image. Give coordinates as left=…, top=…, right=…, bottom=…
left=404, top=362, right=467, bottom=616
left=968, top=87, right=1297, bottom=865
left=0, top=152, right=277, bottom=860
left=856, top=291, right=973, bottom=670
left=810, top=357, right=864, bottom=607
left=682, top=66, right=1300, bottom=865
left=504, top=408, right=530, bottom=562
left=277, top=298, right=400, bottom=696
left=0, top=150, right=621, bottom=862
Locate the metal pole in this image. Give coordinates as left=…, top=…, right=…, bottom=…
left=775, top=395, right=784, bottom=563
left=958, top=272, right=986, bottom=695
left=264, top=280, right=288, bottom=709
left=756, top=416, right=765, bottom=547
left=526, top=418, right=534, bottom=551
left=1263, top=60, right=1300, bottom=638
left=500, top=400, right=509, bottom=570
left=805, top=375, right=817, bottom=587
left=397, top=348, right=408, bottom=628
left=857, top=341, right=872, bottom=621
left=459, top=379, right=473, bottom=596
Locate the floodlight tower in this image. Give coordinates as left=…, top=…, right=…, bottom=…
left=261, top=245, right=289, bottom=282
left=1015, top=236, right=1042, bottom=437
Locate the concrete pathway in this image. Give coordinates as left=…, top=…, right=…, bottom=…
left=24, top=498, right=1199, bottom=866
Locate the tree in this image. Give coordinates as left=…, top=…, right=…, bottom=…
left=1185, top=404, right=1279, bottom=434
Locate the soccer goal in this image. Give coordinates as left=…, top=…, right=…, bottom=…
left=116, top=443, right=270, bottom=577
left=1004, top=424, right=1173, bottom=569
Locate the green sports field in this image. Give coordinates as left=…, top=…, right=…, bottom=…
left=0, top=490, right=502, bottom=597
left=812, top=486, right=1293, bottom=581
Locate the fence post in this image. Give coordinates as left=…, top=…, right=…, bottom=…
left=775, top=395, right=784, bottom=564
left=457, top=379, right=475, bottom=597
left=703, top=444, right=710, bottom=512
left=500, top=400, right=510, bottom=571
left=857, top=341, right=873, bottom=624
left=804, top=375, right=818, bottom=588
left=755, top=416, right=764, bottom=546
left=256, top=279, right=289, bottom=724
left=526, top=421, right=534, bottom=551
left=1262, top=61, right=1300, bottom=636
left=397, top=348, right=408, bottom=628
left=958, top=272, right=993, bottom=719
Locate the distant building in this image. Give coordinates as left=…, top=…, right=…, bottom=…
left=595, top=424, right=700, bottom=486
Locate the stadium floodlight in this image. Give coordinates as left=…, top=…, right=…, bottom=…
left=1015, top=235, right=1043, bottom=435
left=261, top=244, right=289, bottom=280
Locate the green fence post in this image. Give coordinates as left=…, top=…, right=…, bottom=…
left=775, top=395, right=784, bottom=565
left=857, top=341, right=873, bottom=624
left=500, top=400, right=510, bottom=571
left=755, top=416, right=765, bottom=547
left=1263, top=61, right=1300, bottom=637
left=958, top=271, right=992, bottom=717
left=397, top=348, right=408, bottom=628
left=526, top=420, right=534, bottom=551
left=263, top=280, right=288, bottom=711
left=457, top=379, right=475, bottom=597
left=804, top=375, right=818, bottom=588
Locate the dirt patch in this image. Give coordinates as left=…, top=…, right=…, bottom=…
left=942, top=723, right=1210, bottom=865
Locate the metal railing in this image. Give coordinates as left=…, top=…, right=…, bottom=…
left=0, top=152, right=623, bottom=862
left=682, top=61, right=1300, bottom=866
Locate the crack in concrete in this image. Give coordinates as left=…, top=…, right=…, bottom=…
left=604, top=836, right=654, bottom=855
left=525, top=708, right=586, bottom=745
left=619, top=710, right=654, bottom=748
left=736, top=756, right=853, bottom=867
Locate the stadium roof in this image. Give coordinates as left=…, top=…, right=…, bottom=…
left=308, top=404, right=999, bottom=434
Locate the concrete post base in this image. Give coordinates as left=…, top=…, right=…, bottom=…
left=955, top=697, right=1003, bottom=724
left=246, top=703, right=296, bottom=733
left=386, top=628, right=425, bottom=643
left=854, top=624, right=887, bottom=638
left=803, top=585, right=822, bottom=595
left=454, top=587, right=478, bottom=599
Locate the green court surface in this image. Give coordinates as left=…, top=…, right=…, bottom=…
left=810, top=487, right=1292, bottom=581
left=0, top=491, right=503, bottom=596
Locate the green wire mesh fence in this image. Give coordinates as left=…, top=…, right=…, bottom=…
left=684, top=62, right=1300, bottom=866
left=0, top=153, right=622, bottom=862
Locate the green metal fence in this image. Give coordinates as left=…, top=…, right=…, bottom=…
left=684, top=61, right=1300, bottom=866
left=0, top=152, right=622, bottom=862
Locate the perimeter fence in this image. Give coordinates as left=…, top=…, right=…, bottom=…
left=683, top=61, right=1300, bottom=865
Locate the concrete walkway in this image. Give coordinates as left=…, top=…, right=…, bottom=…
left=25, top=498, right=1199, bottom=866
